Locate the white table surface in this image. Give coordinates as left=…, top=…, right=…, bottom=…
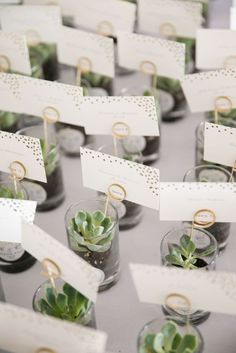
left=1, top=1, right=236, bottom=353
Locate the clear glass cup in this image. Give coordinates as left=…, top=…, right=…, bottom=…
left=33, top=278, right=96, bottom=328
left=183, top=164, right=232, bottom=250
left=17, top=123, right=65, bottom=211
left=138, top=316, right=204, bottom=353
left=98, top=142, right=143, bottom=230
left=160, top=226, right=218, bottom=325
left=0, top=180, right=36, bottom=274
left=65, top=199, right=120, bottom=291
left=120, top=85, right=160, bottom=165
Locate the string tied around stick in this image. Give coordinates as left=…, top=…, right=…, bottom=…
left=0, top=55, right=11, bottom=73
left=8, top=161, right=26, bottom=196
left=165, top=293, right=192, bottom=329
left=190, top=209, right=216, bottom=239
left=40, top=258, right=61, bottom=290
left=112, top=121, right=131, bottom=157
left=214, top=96, right=232, bottom=125
left=140, top=60, right=158, bottom=97
left=25, top=29, right=41, bottom=47
left=104, top=183, right=126, bottom=216
left=41, top=106, right=60, bottom=154
left=97, top=21, right=113, bottom=37
left=159, top=22, right=176, bottom=39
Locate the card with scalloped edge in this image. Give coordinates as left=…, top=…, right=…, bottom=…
left=0, top=31, right=31, bottom=75
left=181, top=68, right=236, bottom=113
left=0, top=73, right=84, bottom=126
left=160, top=182, right=236, bottom=222
left=73, top=0, right=136, bottom=36
left=80, top=147, right=160, bottom=210
left=130, top=263, right=236, bottom=316
left=0, top=302, right=107, bottom=353
left=81, top=96, right=160, bottom=136
left=0, top=5, right=61, bottom=44
left=58, top=26, right=115, bottom=78
left=117, top=31, right=185, bottom=80
left=0, top=130, right=47, bottom=183
left=138, top=0, right=203, bottom=39
left=22, top=223, right=103, bottom=302
left=0, top=198, right=36, bottom=243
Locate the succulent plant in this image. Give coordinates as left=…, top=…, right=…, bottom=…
left=165, top=233, right=216, bottom=269
left=141, top=320, right=199, bottom=353
left=40, top=139, right=58, bottom=177
left=0, top=111, right=18, bottom=131
left=36, top=282, right=91, bottom=324
left=0, top=185, right=25, bottom=200
left=68, top=210, right=115, bottom=253
left=81, top=72, right=111, bottom=89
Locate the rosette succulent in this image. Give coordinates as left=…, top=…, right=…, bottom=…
left=0, top=184, right=25, bottom=200
left=140, top=320, right=199, bottom=353
left=0, top=111, right=18, bottom=132
left=36, top=282, right=91, bottom=324
left=40, top=139, right=58, bottom=177
left=68, top=210, right=115, bottom=253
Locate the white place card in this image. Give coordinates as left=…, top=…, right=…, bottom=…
left=24, top=0, right=58, bottom=4
left=138, top=0, right=203, bottom=39
left=130, top=263, right=236, bottom=316
left=58, top=26, right=115, bottom=78
left=181, top=69, right=236, bottom=113
left=81, top=96, right=160, bottom=136
left=0, top=130, right=47, bottom=183
left=0, top=302, right=107, bottom=353
left=204, top=122, right=236, bottom=167
left=0, top=198, right=36, bottom=243
left=73, top=0, right=136, bottom=36
left=230, top=7, right=236, bottom=30
left=117, top=32, right=185, bottom=80
left=160, top=182, right=236, bottom=222
left=0, top=5, right=61, bottom=44
left=22, top=223, right=103, bottom=302
left=0, top=31, right=31, bottom=75
left=0, top=73, right=84, bottom=126
left=80, top=147, right=160, bottom=210
left=196, top=29, right=236, bottom=70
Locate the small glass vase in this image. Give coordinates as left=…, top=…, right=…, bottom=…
left=184, top=164, right=232, bottom=250
left=65, top=199, right=120, bottom=291
left=160, top=226, right=218, bottom=325
left=17, top=123, right=65, bottom=211
left=138, top=316, right=204, bottom=353
left=0, top=180, right=36, bottom=273
left=98, top=141, right=143, bottom=230
left=33, top=278, right=96, bottom=328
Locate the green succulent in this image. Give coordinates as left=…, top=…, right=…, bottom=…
left=165, top=233, right=216, bottom=269
left=40, top=139, right=58, bottom=177
left=0, top=185, right=25, bottom=200
left=81, top=72, right=111, bottom=89
left=36, top=282, right=91, bottom=324
left=29, top=43, right=57, bottom=65
left=208, top=109, right=236, bottom=127
left=68, top=210, right=115, bottom=253
left=140, top=321, right=199, bottom=353
left=0, top=111, right=18, bottom=131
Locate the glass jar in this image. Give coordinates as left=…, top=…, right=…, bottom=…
left=120, top=85, right=160, bottom=165
left=184, top=164, right=232, bottom=250
left=65, top=199, right=120, bottom=291
left=138, top=316, right=203, bottom=353
left=33, top=278, right=96, bottom=328
left=29, top=43, right=59, bottom=81
left=18, top=124, right=65, bottom=211
left=0, top=180, right=36, bottom=273
left=160, top=226, right=218, bottom=325
left=98, top=141, right=143, bottom=230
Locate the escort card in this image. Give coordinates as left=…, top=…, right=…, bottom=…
left=0, top=5, right=61, bottom=44
left=58, top=26, right=115, bottom=78
left=117, top=32, right=185, bottom=80
left=181, top=69, right=236, bottom=113
left=0, top=73, right=84, bottom=126
left=196, top=29, right=236, bottom=70
left=0, top=302, right=107, bottom=353
left=0, top=198, right=36, bottom=243
left=73, top=0, right=136, bottom=36
left=0, top=130, right=47, bottom=183
left=24, top=0, right=58, bottom=4
left=130, top=263, right=236, bottom=316
left=160, top=182, right=236, bottom=222
left=204, top=122, right=236, bottom=167
left=81, top=96, right=160, bottom=136
left=80, top=147, right=160, bottom=210
left=230, top=7, right=236, bottom=30
left=0, top=31, right=31, bottom=75
left=22, top=223, right=103, bottom=302
left=138, top=0, right=203, bottom=39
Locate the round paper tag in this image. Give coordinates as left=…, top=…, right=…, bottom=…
left=9, top=161, right=26, bottom=180
left=78, top=57, right=92, bottom=74
left=0, top=55, right=10, bottom=72
left=193, top=209, right=215, bottom=228
left=25, top=29, right=41, bottom=46
left=112, top=122, right=130, bottom=139
left=165, top=294, right=193, bottom=315
left=43, top=106, right=60, bottom=123
left=159, top=22, right=176, bottom=38
left=108, top=184, right=126, bottom=202
left=42, top=258, right=61, bottom=278
left=97, top=21, right=113, bottom=36
left=140, top=61, right=157, bottom=75
left=214, top=96, right=232, bottom=114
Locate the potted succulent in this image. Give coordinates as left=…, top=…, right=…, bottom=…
left=33, top=278, right=96, bottom=328
left=81, top=72, right=113, bottom=96
left=65, top=200, right=120, bottom=291
left=184, top=165, right=232, bottom=250
left=29, top=43, right=59, bottom=81
left=18, top=124, right=65, bottom=211
left=98, top=142, right=143, bottom=230
left=161, top=226, right=218, bottom=324
left=0, top=180, right=36, bottom=273
left=138, top=317, right=203, bottom=353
